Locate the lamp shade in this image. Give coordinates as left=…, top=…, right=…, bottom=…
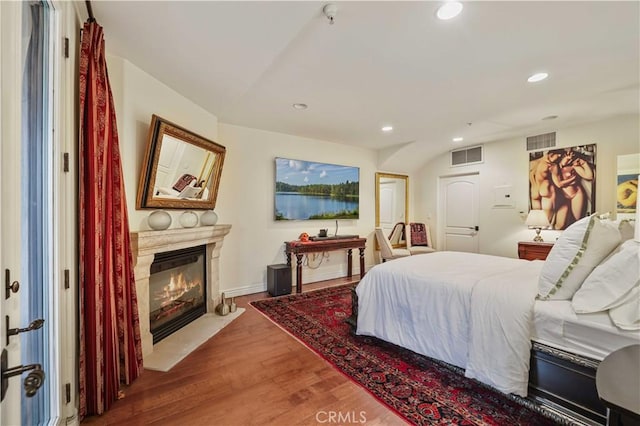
left=526, top=209, right=550, bottom=228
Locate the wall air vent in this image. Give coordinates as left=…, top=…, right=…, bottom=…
left=450, top=145, right=483, bottom=167
left=526, top=132, right=556, bottom=151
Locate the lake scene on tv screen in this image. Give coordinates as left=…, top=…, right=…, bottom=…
left=275, top=158, right=359, bottom=220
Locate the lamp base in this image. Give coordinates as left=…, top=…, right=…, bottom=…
left=532, top=228, right=544, bottom=242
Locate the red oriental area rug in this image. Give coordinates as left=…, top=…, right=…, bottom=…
left=251, top=285, right=561, bottom=426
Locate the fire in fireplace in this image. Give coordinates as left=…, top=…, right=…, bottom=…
left=149, top=245, right=207, bottom=343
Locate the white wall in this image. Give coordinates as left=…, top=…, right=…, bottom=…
left=415, top=114, right=640, bottom=258
left=107, top=54, right=638, bottom=290
left=217, top=123, right=378, bottom=295
left=107, top=55, right=219, bottom=232
left=107, top=56, right=379, bottom=296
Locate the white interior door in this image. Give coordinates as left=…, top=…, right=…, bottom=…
left=156, top=134, right=186, bottom=189
left=379, top=182, right=396, bottom=234
left=379, top=178, right=407, bottom=231
left=439, top=174, right=480, bottom=253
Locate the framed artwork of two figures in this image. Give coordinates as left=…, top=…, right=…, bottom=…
left=529, top=144, right=596, bottom=230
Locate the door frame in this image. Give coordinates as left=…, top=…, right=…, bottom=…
left=437, top=172, right=480, bottom=252
left=53, top=1, right=79, bottom=424
left=52, top=0, right=79, bottom=424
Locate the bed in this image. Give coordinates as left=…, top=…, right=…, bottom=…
left=353, top=218, right=640, bottom=425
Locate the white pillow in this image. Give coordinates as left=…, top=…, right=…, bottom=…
left=538, top=214, right=621, bottom=300
left=609, top=285, right=640, bottom=330
left=572, top=239, right=640, bottom=313
left=619, top=219, right=636, bottom=242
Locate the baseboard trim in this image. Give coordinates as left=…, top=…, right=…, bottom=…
left=222, top=283, right=266, bottom=298
left=221, top=266, right=371, bottom=298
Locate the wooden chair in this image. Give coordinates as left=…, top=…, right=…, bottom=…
left=375, top=227, right=411, bottom=262
left=407, top=222, right=436, bottom=255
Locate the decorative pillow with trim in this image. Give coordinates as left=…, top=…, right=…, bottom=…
left=409, top=223, right=429, bottom=246
left=538, top=214, right=621, bottom=300
left=572, top=239, right=640, bottom=313
left=618, top=219, right=635, bottom=242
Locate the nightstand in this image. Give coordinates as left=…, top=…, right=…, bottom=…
left=518, top=241, right=554, bottom=261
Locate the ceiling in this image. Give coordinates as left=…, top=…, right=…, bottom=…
left=90, top=1, right=640, bottom=172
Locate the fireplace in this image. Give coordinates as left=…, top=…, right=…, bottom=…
left=149, top=245, right=207, bottom=343
left=131, top=225, right=231, bottom=359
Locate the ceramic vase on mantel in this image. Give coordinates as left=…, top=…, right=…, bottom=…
left=200, top=210, right=219, bottom=226
left=147, top=210, right=171, bottom=230
left=179, top=211, right=199, bottom=228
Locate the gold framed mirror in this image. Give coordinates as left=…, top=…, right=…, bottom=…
left=375, top=172, right=409, bottom=248
left=136, top=115, right=226, bottom=210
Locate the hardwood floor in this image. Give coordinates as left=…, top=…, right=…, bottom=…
left=82, top=278, right=403, bottom=425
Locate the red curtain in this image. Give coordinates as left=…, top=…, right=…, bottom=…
left=78, top=21, right=143, bottom=418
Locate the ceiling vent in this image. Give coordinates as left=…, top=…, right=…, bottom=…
left=526, top=132, right=556, bottom=151
left=450, top=145, right=483, bottom=167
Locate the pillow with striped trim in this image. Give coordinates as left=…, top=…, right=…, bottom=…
left=537, top=214, right=621, bottom=300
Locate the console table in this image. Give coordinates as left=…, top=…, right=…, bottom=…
left=285, top=237, right=366, bottom=293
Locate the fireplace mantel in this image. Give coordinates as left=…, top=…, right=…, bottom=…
left=131, top=224, right=231, bottom=358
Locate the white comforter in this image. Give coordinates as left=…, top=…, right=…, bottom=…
left=356, top=251, right=544, bottom=397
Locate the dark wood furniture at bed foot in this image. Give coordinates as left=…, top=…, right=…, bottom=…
left=596, top=344, right=640, bottom=426
left=518, top=241, right=555, bottom=260
left=529, top=342, right=606, bottom=425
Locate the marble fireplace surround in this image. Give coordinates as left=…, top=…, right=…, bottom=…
left=130, top=224, right=231, bottom=358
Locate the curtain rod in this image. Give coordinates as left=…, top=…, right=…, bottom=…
left=85, top=0, right=95, bottom=22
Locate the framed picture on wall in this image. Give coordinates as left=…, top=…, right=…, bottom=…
left=529, top=144, right=596, bottom=230
left=274, top=157, right=359, bottom=220
left=616, top=153, right=639, bottom=219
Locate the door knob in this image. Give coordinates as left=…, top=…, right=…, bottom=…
left=1, top=349, right=45, bottom=401
left=23, top=369, right=45, bottom=397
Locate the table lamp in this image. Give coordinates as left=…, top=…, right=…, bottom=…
left=526, top=210, right=550, bottom=242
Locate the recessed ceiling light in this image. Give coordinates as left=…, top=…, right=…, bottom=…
left=437, top=2, right=463, bottom=20
left=527, top=72, right=548, bottom=83
left=542, top=115, right=558, bottom=121
left=452, top=137, right=464, bottom=142
left=292, top=103, right=308, bottom=110
left=381, top=126, right=393, bottom=132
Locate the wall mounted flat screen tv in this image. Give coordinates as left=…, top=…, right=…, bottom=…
left=275, top=157, right=359, bottom=220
